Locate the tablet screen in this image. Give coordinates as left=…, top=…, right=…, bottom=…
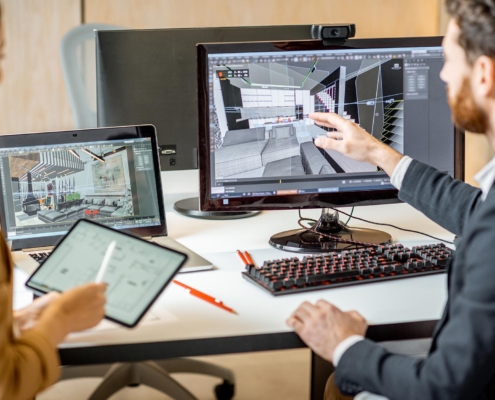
left=26, top=219, right=187, bottom=327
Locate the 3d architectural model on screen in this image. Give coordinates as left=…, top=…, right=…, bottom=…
left=9, top=145, right=136, bottom=228
left=212, top=58, right=404, bottom=179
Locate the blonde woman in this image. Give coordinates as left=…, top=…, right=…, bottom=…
left=0, top=7, right=107, bottom=399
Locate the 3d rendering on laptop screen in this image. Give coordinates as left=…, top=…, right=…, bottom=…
left=0, top=126, right=165, bottom=248
left=197, top=37, right=463, bottom=251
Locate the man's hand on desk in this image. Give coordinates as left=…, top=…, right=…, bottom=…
left=286, top=300, right=368, bottom=363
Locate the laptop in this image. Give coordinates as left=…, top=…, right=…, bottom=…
left=0, top=125, right=213, bottom=275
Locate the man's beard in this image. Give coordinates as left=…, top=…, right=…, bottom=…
left=448, top=77, right=488, bottom=134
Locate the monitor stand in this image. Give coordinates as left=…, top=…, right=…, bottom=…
left=173, top=197, right=260, bottom=220
left=269, top=208, right=391, bottom=253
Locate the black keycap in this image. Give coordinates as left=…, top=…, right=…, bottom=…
left=283, top=278, right=295, bottom=288
left=295, top=277, right=305, bottom=287
left=309, top=268, right=360, bottom=283
left=268, top=280, right=283, bottom=290
left=437, top=257, right=449, bottom=266
left=379, top=264, right=394, bottom=273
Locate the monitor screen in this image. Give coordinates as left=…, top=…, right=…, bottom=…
left=0, top=125, right=167, bottom=250
left=198, top=38, right=464, bottom=212
left=96, top=25, right=314, bottom=172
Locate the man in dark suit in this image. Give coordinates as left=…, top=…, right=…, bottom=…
left=286, top=1, right=495, bottom=399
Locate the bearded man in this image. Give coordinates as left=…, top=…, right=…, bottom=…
left=287, top=1, right=495, bottom=399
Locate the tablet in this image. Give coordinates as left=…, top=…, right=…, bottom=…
left=25, top=219, right=188, bottom=328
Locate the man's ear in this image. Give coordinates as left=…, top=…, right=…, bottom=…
left=473, top=56, right=495, bottom=98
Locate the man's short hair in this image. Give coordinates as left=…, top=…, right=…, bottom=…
left=447, top=0, right=495, bottom=64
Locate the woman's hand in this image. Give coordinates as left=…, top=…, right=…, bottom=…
left=36, top=283, right=107, bottom=346
left=14, top=292, right=60, bottom=333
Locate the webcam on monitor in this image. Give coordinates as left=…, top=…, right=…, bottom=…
left=311, top=24, right=356, bottom=45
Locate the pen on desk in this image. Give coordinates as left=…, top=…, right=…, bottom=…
left=95, top=240, right=116, bottom=283
left=243, top=251, right=255, bottom=266
left=173, top=280, right=238, bottom=315
left=236, top=249, right=248, bottom=266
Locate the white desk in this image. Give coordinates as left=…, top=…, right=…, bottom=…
left=14, top=169, right=453, bottom=396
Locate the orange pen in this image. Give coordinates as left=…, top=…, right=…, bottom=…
left=244, top=251, right=255, bottom=266
left=173, top=280, right=238, bottom=315
left=236, top=249, right=248, bottom=265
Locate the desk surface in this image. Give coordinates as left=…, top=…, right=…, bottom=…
left=15, top=170, right=453, bottom=366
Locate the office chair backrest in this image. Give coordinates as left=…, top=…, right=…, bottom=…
left=60, top=23, right=125, bottom=129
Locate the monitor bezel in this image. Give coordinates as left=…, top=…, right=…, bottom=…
left=198, top=37, right=464, bottom=212
left=0, top=125, right=167, bottom=251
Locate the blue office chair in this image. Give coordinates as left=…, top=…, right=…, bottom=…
left=57, top=23, right=235, bottom=400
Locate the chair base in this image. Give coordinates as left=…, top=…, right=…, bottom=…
left=59, top=358, right=235, bottom=400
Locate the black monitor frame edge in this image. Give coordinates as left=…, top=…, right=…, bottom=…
left=0, top=125, right=167, bottom=251
left=197, top=38, right=465, bottom=212
left=97, top=24, right=317, bottom=34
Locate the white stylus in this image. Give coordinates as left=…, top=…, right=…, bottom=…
left=95, top=240, right=116, bottom=283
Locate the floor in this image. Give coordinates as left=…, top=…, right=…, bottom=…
left=15, top=210, right=44, bottom=226
left=37, top=349, right=311, bottom=400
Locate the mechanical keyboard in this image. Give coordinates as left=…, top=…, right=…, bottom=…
left=242, top=243, right=453, bottom=296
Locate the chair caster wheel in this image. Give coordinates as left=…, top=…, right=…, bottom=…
left=214, top=380, right=235, bottom=400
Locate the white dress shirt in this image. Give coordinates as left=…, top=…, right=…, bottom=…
left=332, top=154, right=495, bottom=400
left=474, top=155, right=495, bottom=201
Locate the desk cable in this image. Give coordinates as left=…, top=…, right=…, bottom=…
left=298, top=208, right=455, bottom=246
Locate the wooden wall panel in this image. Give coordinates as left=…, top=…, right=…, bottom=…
left=0, top=0, right=80, bottom=135
left=85, top=0, right=440, bottom=38
left=439, top=0, right=450, bottom=35
left=465, top=133, right=494, bottom=186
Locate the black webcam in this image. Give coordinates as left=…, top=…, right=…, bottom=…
left=311, top=24, right=356, bottom=46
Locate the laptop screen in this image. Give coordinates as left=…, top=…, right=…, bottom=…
left=0, top=125, right=167, bottom=250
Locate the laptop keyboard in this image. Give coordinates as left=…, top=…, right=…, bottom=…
left=29, top=252, right=51, bottom=264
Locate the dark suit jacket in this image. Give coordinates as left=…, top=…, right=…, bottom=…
left=335, top=159, right=495, bottom=400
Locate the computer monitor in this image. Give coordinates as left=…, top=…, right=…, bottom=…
left=95, top=25, right=314, bottom=218
left=197, top=38, right=464, bottom=252
left=0, top=125, right=167, bottom=251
